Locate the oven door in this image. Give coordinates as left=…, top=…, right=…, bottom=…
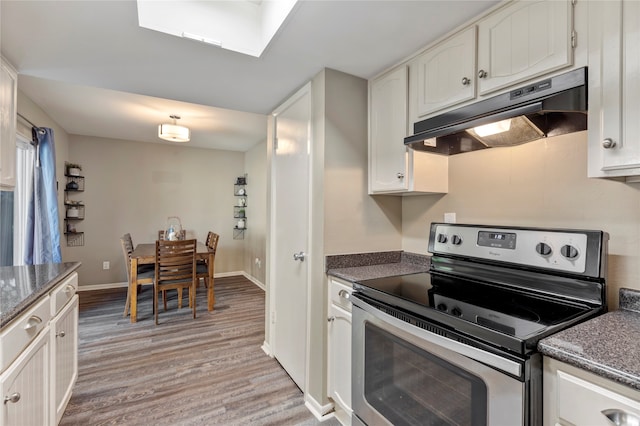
left=352, top=296, right=527, bottom=426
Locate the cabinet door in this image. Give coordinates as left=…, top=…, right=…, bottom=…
left=477, top=0, right=573, bottom=96
left=50, top=296, right=78, bottom=424
left=588, top=0, right=640, bottom=177
left=328, top=303, right=352, bottom=415
left=369, top=66, right=409, bottom=193
left=0, top=57, right=17, bottom=190
left=0, top=329, right=49, bottom=426
left=414, top=27, right=476, bottom=118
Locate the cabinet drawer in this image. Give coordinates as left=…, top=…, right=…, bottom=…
left=557, top=370, right=640, bottom=426
left=330, top=279, right=353, bottom=311
left=0, top=296, right=51, bottom=374
left=50, top=272, right=78, bottom=316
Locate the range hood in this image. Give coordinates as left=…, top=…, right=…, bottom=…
left=404, top=67, right=587, bottom=155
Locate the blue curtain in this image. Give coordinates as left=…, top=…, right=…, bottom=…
left=24, top=127, right=61, bottom=264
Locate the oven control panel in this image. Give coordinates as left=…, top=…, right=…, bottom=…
left=430, top=224, right=590, bottom=274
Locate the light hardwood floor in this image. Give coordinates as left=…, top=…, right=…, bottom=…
left=60, top=275, right=337, bottom=425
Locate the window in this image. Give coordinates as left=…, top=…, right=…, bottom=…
left=12, top=134, right=35, bottom=265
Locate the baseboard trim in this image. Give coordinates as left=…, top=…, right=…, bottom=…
left=76, top=282, right=128, bottom=292
left=77, top=271, right=265, bottom=292
left=261, top=341, right=273, bottom=357
left=304, top=395, right=335, bottom=421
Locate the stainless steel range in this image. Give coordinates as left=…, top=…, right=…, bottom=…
left=351, top=223, right=608, bottom=426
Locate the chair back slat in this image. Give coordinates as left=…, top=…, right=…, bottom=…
left=156, top=239, right=197, bottom=285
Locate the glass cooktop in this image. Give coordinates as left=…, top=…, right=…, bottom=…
left=355, top=272, right=590, bottom=342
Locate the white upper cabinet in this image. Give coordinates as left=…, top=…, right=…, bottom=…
left=413, top=27, right=477, bottom=118
left=0, top=57, right=17, bottom=190
left=476, top=0, right=573, bottom=96
left=588, top=0, right=640, bottom=178
left=369, top=66, right=410, bottom=193
left=369, top=66, right=449, bottom=195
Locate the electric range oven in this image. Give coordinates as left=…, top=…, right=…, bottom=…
left=352, top=223, right=608, bottom=426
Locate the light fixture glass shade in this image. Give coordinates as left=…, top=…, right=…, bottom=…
left=158, top=123, right=190, bottom=142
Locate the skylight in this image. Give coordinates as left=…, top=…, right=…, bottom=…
left=136, top=0, right=298, bottom=57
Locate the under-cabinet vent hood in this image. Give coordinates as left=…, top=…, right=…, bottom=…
left=404, top=67, right=587, bottom=155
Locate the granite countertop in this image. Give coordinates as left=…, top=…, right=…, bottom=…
left=0, top=262, right=81, bottom=328
left=539, top=288, right=640, bottom=392
left=326, top=251, right=430, bottom=282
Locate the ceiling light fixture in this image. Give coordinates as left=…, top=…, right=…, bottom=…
left=158, top=115, right=190, bottom=142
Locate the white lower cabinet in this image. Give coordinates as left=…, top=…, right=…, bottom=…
left=544, top=357, right=640, bottom=426
left=0, top=327, right=50, bottom=426
left=50, top=295, right=78, bottom=424
left=0, top=271, right=78, bottom=426
left=327, top=278, right=353, bottom=425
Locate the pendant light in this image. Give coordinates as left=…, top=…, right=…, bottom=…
left=158, top=115, right=190, bottom=142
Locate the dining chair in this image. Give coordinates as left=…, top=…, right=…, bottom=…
left=196, top=232, right=219, bottom=288
left=154, top=239, right=197, bottom=324
left=120, top=235, right=155, bottom=317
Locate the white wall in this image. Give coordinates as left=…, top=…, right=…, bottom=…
left=67, top=135, right=247, bottom=286
left=402, top=131, right=640, bottom=309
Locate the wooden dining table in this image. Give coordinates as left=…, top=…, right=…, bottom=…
left=129, top=241, right=215, bottom=323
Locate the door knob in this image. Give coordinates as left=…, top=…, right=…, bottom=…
left=602, top=138, right=616, bottom=149
left=293, top=252, right=306, bottom=262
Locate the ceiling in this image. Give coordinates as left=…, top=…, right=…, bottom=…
left=1, top=0, right=499, bottom=152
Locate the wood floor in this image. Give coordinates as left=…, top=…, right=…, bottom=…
left=60, top=276, right=336, bottom=426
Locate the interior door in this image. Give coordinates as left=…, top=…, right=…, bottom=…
left=271, top=84, right=311, bottom=390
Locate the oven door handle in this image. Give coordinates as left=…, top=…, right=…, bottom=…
left=353, top=297, right=522, bottom=377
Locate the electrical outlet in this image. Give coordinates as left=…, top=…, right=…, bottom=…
left=255, top=258, right=262, bottom=268
left=103, top=261, right=110, bottom=270
left=444, top=212, right=456, bottom=223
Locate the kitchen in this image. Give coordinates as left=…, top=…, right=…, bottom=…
left=2, top=0, right=640, bottom=425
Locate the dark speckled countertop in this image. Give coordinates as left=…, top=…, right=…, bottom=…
left=0, top=262, right=81, bottom=328
left=539, top=288, right=640, bottom=392
left=326, top=251, right=430, bottom=282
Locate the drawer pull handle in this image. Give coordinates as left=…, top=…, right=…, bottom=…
left=328, top=316, right=335, bottom=323
left=601, top=408, right=640, bottom=426
left=23, top=315, right=42, bottom=331
left=65, top=284, right=75, bottom=294
left=56, top=331, right=66, bottom=338
left=338, top=289, right=350, bottom=300
left=4, top=393, right=20, bottom=404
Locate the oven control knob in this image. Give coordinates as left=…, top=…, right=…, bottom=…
left=436, top=303, right=447, bottom=311
left=535, top=242, right=552, bottom=256
left=561, top=244, right=579, bottom=259
left=451, top=307, right=462, bottom=317
left=437, top=233, right=448, bottom=244
left=451, top=235, right=463, bottom=245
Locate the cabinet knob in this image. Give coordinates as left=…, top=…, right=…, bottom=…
left=396, top=172, right=405, bottom=179
left=602, top=138, right=616, bottom=149
left=478, top=69, right=488, bottom=79
left=3, top=393, right=20, bottom=404
left=56, top=331, right=66, bottom=338
left=293, top=251, right=306, bottom=262
left=338, top=289, right=350, bottom=301
left=327, top=316, right=335, bottom=323
left=461, top=77, right=471, bottom=86
left=23, top=315, right=42, bottom=331
left=601, top=409, right=640, bottom=425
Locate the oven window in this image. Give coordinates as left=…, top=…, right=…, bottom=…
left=364, top=323, right=487, bottom=426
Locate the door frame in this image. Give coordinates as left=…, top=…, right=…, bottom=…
left=265, top=82, right=314, bottom=394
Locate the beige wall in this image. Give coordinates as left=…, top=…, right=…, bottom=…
left=402, top=131, right=640, bottom=309
left=305, top=68, right=403, bottom=407
left=244, top=140, right=267, bottom=284
left=16, top=90, right=71, bottom=260
left=67, top=135, right=247, bottom=286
